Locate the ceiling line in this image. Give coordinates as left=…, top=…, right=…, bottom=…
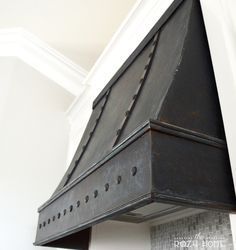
left=0, top=27, right=88, bottom=96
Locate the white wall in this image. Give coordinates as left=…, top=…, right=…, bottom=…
left=90, top=221, right=150, bottom=250
left=199, top=0, right=236, bottom=246
left=0, top=0, right=137, bottom=70
left=0, top=57, right=74, bottom=250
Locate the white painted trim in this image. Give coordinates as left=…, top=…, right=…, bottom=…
left=0, top=28, right=88, bottom=96
left=149, top=208, right=205, bottom=227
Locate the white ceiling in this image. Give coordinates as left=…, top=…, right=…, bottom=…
left=0, top=0, right=137, bottom=70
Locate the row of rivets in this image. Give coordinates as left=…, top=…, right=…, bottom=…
left=112, top=32, right=160, bottom=147
left=64, top=89, right=111, bottom=185
left=39, top=166, right=138, bottom=230
left=77, top=89, right=110, bottom=161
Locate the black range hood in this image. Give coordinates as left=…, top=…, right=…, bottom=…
left=35, top=0, right=236, bottom=249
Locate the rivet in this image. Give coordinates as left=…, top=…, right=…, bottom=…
left=93, top=190, right=98, bottom=198
left=153, top=39, right=158, bottom=45
left=116, top=129, right=121, bottom=136
left=146, top=57, right=151, bottom=64
left=125, top=110, right=130, bottom=117
left=77, top=200, right=81, bottom=207
left=116, top=176, right=122, bottom=184
left=63, top=209, right=67, bottom=215
left=43, top=221, right=46, bottom=227
left=39, top=224, right=42, bottom=229
left=52, top=216, right=56, bottom=221
left=85, top=195, right=89, bottom=203
left=48, top=219, right=50, bottom=224
left=58, top=213, right=61, bottom=219
left=69, top=205, right=73, bottom=212
left=105, top=183, right=109, bottom=192
left=131, top=166, right=137, bottom=176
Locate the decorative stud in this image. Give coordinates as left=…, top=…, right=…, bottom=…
left=77, top=200, right=81, bottom=207
left=125, top=110, right=130, bottom=117
left=48, top=219, right=50, bottom=224
left=131, top=166, right=137, bottom=176
left=52, top=216, right=56, bottom=221
left=153, top=40, right=158, bottom=46
left=69, top=205, right=73, bottom=212
left=105, top=183, right=109, bottom=192
left=133, top=94, right=137, bottom=100
left=106, top=89, right=110, bottom=96
left=43, top=221, right=46, bottom=227
left=58, top=213, right=61, bottom=219
left=63, top=209, right=67, bottom=215
left=116, top=176, right=122, bottom=184
left=116, top=129, right=121, bottom=136
left=94, top=190, right=98, bottom=198
left=144, top=64, right=149, bottom=70
left=39, top=224, right=42, bottom=229
left=85, top=195, right=89, bottom=203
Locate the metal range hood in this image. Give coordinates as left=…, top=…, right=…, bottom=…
left=35, top=0, right=236, bottom=249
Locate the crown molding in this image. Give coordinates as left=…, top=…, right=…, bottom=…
left=0, top=27, right=88, bottom=96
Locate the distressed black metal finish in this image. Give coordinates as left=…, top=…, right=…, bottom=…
left=35, top=0, right=236, bottom=249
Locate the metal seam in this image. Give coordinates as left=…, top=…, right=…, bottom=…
left=112, top=32, right=160, bottom=147
left=64, top=89, right=111, bottom=186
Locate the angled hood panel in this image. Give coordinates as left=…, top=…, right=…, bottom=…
left=35, top=0, right=236, bottom=249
